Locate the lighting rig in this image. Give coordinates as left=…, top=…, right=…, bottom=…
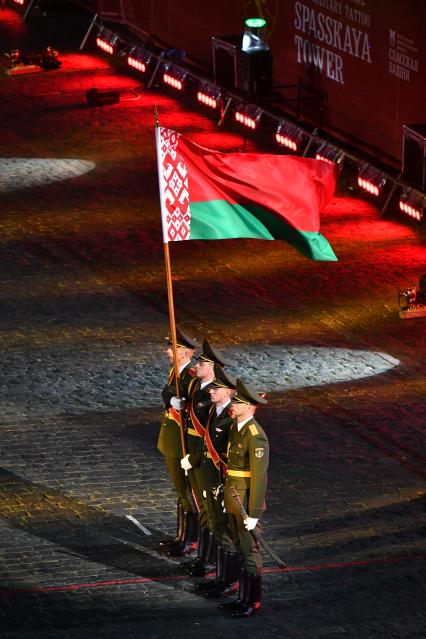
left=80, top=20, right=426, bottom=224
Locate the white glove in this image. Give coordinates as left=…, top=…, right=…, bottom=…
left=244, top=516, right=258, bottom=531
left=180, top=454, right=192, bottom=471
left=170, top=396, right=185, bottom=410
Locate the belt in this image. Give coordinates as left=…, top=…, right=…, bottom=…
left=227, top=469, right=251, bottom=477
left=187, top=428, right=202, bottom=437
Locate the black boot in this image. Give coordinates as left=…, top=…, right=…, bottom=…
left=232, top=572, right=262, bottom=618
left=185, top=528, right=212, bottom=575
left=157, top=500, right=183, bottom=552
left=219, top=567, right=247, bottom=610
left=169, top=511, right=198, bottom=557
left=203, top=550, right=240, bottom=598
left=192, top=543, right=224, bottom=593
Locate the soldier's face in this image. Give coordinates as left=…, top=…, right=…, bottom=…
left=166, top=346, right=192, bottom=366
left=230, top=401, right=255, bottom=421
left=195, top=360, right=214, bottom=380
left=209, top=386, right=231, bottom=405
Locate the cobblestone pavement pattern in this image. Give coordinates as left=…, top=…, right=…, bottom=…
left=0, top=4, right=425, bottom=639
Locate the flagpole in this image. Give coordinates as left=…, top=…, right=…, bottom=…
left=163, top=241, right=186, bottom=457
left=155, top=109, right=187, bottom=458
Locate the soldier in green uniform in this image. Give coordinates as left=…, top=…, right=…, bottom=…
left=221, top=379, right=269, bottom=618
left=177, top=340, right=226, bottom=560
left=157, top=327, right=198, bottom=555
left=188, top=364, right=236, bottom=579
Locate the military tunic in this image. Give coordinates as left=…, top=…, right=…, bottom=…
left=223, top=417, right=269, bottom=575
left=184, top=377, right=213, bottom=528
left=200, top=402, right=233, bottom=541
left=158, top=363, right=194, bottom=512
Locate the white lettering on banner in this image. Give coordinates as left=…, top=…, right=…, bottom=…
left=387, top=29, right=420, bottom=83
left=294, top=1, right=373, bottom=85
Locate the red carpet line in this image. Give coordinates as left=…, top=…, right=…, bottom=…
left=1, top=553, right=424, bottom=597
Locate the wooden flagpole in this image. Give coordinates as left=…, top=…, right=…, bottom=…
left=155, top=109, right=187, bottom=458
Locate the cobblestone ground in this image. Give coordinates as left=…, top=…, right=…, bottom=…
left=0, top=4, right=425, bottom=639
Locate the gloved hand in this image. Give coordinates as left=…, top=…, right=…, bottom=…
left=180, top=454, right=192, bottom=471
left=244, top=516, right=258, bottom=531
left=170, top=396, right=186, bottom=410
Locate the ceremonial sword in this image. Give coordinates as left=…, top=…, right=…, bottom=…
left=229, top=485, right=287, bottom=569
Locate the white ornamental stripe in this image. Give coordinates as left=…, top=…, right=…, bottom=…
left=155, top=126, right=171, bottom=244
left=155, top=127, right=191, bottom=243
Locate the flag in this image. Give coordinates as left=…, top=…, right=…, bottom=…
left=155, top=126, right=337, bottom=261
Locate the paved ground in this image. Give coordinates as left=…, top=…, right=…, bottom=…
left=0, top=4, right=425, bottom=638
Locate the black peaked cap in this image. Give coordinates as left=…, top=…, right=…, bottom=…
left=211, top=363, right=237, bottom=389
left=232, top=378, right=268, bottom=405
left=167, top=326, right=198, bottom=349
left=197, top=338, right=226, bottom=367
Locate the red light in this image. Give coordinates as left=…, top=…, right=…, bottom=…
left=275, top=133, right=297, bottom=151
left=235, top=111, right=256, bottom=129
left=96, top=38, right=114, bottom=55
left=163, top=73, right=183, bottom=90
left=127, top=56, right=146, bottom=72
left=357, top=177, right=379, bottom=196
left=399, top=200, right=422, bottom=221
left=14, top=0, right=25, bottom=4
left=197, top=92, right=217, bottom=109
left=316, top=154, right=334, bottom=164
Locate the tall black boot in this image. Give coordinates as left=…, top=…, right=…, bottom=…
left=158, top=500, right=183, bottom=552
left=203, top=550, right=240, bottom=598
left=169, top=511, right=198, bottom=557
left=192, top=543, right=224, bottom=593
left=232, top=572, right=262, bottom=618
left=185, top=528, right=211, bottom=575
left=219, top=567, right=247, bottom=610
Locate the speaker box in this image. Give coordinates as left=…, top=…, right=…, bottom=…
left=239, top=49, right=272, bottom=98
left=402, top=124, right=426, bottom=191
left=86, top=88, right=120, bottom=106
left=212, top=35, right=242, bottom=91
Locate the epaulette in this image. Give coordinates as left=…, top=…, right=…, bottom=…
left=249, top=423, right=259, bottom=436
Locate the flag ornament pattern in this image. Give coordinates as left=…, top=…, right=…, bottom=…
left=155, top=126, right=337, bottom=261
left=156, top=127, right=191, bottom=241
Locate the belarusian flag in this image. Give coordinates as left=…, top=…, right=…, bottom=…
left=155, top=126, right=337, bottom=261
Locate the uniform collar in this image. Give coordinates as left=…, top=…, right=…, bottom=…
left=236, top=416, right=253, bottom=432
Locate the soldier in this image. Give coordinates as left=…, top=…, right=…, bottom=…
left=157, top=326, right=198, bottom=555
left=195, top=366, right=240, bottom=596
left=220, top=379, right=269, bottom=618
left=176, top=340, right=226, bottom=560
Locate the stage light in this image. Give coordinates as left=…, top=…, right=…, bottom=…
left=197, top=81, right=221, bottom=109
left=127, top=46, right=151, bottom=73
left=275, top=121, right=304, bottom=152
left=163, top=64, right=187, bottom=90
left=96, top=28, right=119, bottom=55
left=235, top=104, right=262, bottom=129
left=357, top=164, right=387, bottom=196
left=13, top=0, right=25, bottom=5
left=399, top=190, right=425, bottom=222
left=315, top=142, right=343, bottom=164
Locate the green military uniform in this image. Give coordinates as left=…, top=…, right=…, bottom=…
left=185, top=376, right=214, bottom=528
left=201, top=401, right=233, bottom=540
left=224, top=415, right=269, bottom=574
left=220, top=378, right=269, bottom=618
left=158, top=362, right=195, bottom=512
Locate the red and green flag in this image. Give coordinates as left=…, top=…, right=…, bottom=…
left=155, top=126, right=337, bottom=261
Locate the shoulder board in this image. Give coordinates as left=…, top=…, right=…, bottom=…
left=249, top=423, right=259, bottom=436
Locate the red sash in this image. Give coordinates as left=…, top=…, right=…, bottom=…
left=205, top=408, right=228, bottom=475
left=168, top=407, right=181, bottom=424
left=188, top=398, right=206, bottom=437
